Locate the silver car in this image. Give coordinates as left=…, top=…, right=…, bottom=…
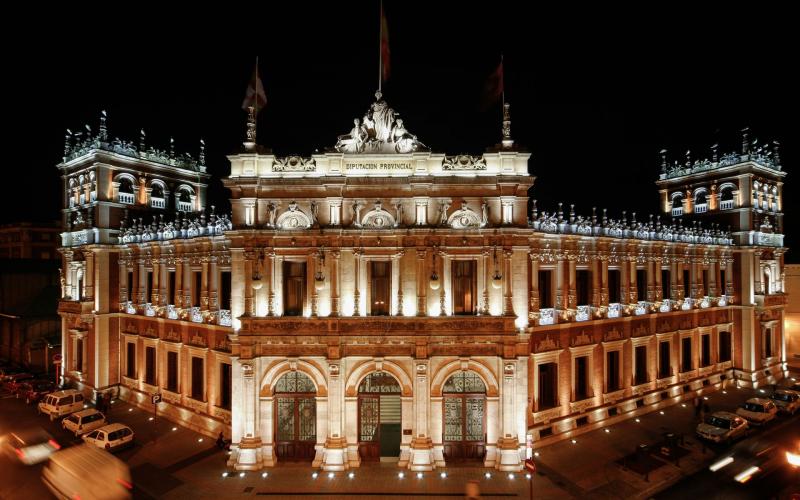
left=696, top=411, right=749, bottom=443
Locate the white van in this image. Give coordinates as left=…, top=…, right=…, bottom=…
left=42, top=443, right=132, bottom=500
left=83, top=423, right=135, bottom=452
left=62, top=409, right=107, bottom=436
left=38, top=390, right=85, bottom=421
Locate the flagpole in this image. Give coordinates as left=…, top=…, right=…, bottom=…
left=501, top=53, right=505, bottom=108
left=255, top=56, right=259, bottom=142
left=378, top=0, right=383, bottom=93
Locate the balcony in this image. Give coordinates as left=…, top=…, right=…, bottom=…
left=166, top=304, right=178, bottom=320
left=144, top=303, right=156, bottom=317
left=694, top=203, right=708, bottom=214
left=720, top=199, right=734, bottom=210
left=177, top=200, right=192, bottom=212
left=671, top=207, right=683, bottom=217
left=151, top=197, right=166, bottom=209
left=190, top=306, right=203, bottom=323
left=218, top=309, right=232, bottom=327
left=634, top=301, right=650, bottom=316
left=659, top=299, right=673, bottom=312
left=607, top=303, right=621, bottom=318
left=118, top=192, right=135, bottom=205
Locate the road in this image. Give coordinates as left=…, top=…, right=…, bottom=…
left=655, top=413, right=800, bottom=499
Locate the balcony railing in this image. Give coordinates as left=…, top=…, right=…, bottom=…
left=671, top=207, right=683, bottom=217
left=190, top=306, right=203, bottom=323
left=607, top=303, right=621, bottom=318
left=681, top=298, right=694, bottom=310
left=124, top=301, right=136, bottom=314
left=635, top=301, right=650, bottom=315
left=144, top=303, right=156, bottom=317
left=118, top=192, right=135, bottom=205
left=699, top=296, right=711, bottom=308
left=218, top=309, right=232, bottom=326
left=720, top=199, right=734, bottom=210
left=167, top=304, right=178, bottom=320
left=659, top=299, right=672, bottom=312
left=177, top=200, right=192, bottom=212
left=575, top=305, right=591, bottom=322
left=694, top=203, right=708, bottom=214
left=151, top=197, right=166, bottom=209
left=539, top=308, right=556, bottom=326
left=717, top=295, right=728, bottom=307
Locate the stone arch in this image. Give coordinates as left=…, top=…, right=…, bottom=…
left=260, top=359, right=328, bottom=397
left=670, top=191, right=684, bottom=208
left=114, top=172, right=137, bottom=192
left=719, top=182, right=736, bottom=201
left=176, top=184, right=195, bottom=200
left=150, top=179, right=167, bottom=197
left=430, top=359, right=499, bottom=397
left=345, top=360, right=412, bottom=397
left=693, top=187, right=708, bottom=204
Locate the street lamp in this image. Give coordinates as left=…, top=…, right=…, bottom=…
left=314, top=247, right=326, bottom=291
left=491, top=245, right=503, bottom=289
left=429, top=249, right=440, bottom=290
left=251, top=250, right=264, bottom=290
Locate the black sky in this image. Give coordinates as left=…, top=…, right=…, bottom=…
left=6, top=4, right=797, bottom=258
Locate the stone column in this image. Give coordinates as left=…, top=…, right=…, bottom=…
left=503, top=249, right=514, bottom=315
left=689, top=257, right=699, bottom=300
left=244, top=255, right=253, bottom=316
left=151, top=256, right=160, bottom=305
left=84, top=250, right=94, bottom=301
left=529, top=253, right=539, bottom=319
left=200, top=258, right=209, bottom=309
left=391, top=251, right=401, bottom=316
left=653, top=258, right=662, bottom=301
left=671, top=261, right=680, bottom=300
left=234, top=362, right=263, bottom=470
left=753, top=250, right=762, bottom=295
left=566, top=256, right=576, bottom=310
left=601, top=256, right=609, bottom=307
left=620, top=256, right=630, bottom=306
left=208, top=257, right=219, bottom=311
left=709, top=259, right=718, bottom=298
left=439, top=250, right=447, bottom=316
left=310, top=251, right=319, bottom=317
left=648, top=258, right=656, bottom=301
left=119, top=258, right=128, bottom=305
left=330, top=251, right=340, bottom=317
left=267, top=250, right=275, bottom=316
left=495, top=361, right=522, bottom=471
left=555, top=256, right=565, bottom=312
left=483, top=249, right=491, bottom=315
left=182, top=257, right=192, bottom=309
left=174, top=256, right=183, bottom=308
left=321, top=363, right=347, bottom=470
left=159, top=257, right=168, bottom=306
left=353, top=249, right=362, bottom=316
left=725, top=259, right=734, bottom=298
left=408, top=361, right=434, bottom=470
left=416, top=249, right=427, bottom=316
left=591, top=256, right=601, bottom=307
left=138, top=258, right=146, bottom=305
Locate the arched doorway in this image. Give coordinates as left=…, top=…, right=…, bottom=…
left=443, top=371, right=486, bottom=461
left=274, top=371, right=317, bottom=461
left=358, top=372, right=402, bottom=462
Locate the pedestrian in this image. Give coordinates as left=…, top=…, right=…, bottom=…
left=465, top=480, right=481, bottom=500
left=217, top=431, right=226, bottom=449
left=693, top=396, right=701, bottom=417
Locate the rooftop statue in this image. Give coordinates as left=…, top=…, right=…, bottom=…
left=335, top=91, right=426, bottom=154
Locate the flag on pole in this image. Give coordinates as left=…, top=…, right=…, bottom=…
left=242, top=61, right=267, bottom=112
left=482, top=57, right=504, bottom=108
left=380, top=4, right=390, bottom=82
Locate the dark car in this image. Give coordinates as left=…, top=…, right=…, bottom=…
left=5, top=373, right=35, bottom=393
left=18, top=380, right=56, bottom=404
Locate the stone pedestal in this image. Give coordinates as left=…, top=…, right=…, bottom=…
left=406, top=435, right=435, bottom=471
left=234, top=436, right=264, bottom=470
left=494, top=436, right=522, bottom=471
left=319, top=436, right=349, bottom=471
left=347, top=443, right=362, bottom=468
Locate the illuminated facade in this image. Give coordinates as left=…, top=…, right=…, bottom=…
left=57, top=97, right=788, bottom=473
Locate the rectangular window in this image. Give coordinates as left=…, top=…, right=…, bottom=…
left=702, top=270, right=709, bottom=295
left=452, top=260, right=477, bottom=315
left=76, top=338, right=84, bottom=373
left=145, top=346, right=156, bottom=385
left=538, top=362, right=558, bottom=410
left=168, top=271, right=176, bottom=305
left=701, top=335, right=711, bottom=367
left=636, top=269, right=647, bottom=301
left=370, top=261, right=391, bottom=316
left=607, top=351, right=620, bottom=392
left=576, top=270, right=591, bottom=306
left=193, top=271, right=202, bottom=307
left=282, top=261, right=307, bottom=316
left=538, top=270, right=553, bottom=309
left=167, top=351, right=178, bottom=392
left=764, top=328, right=772, bottom=358
left=635, top=345, right=648, bottom=385
left=146, top=271, right=153, bottom=303
left=720, top=270, right=726, bottom=293
left=126, top=342, right=136, bottom=378
left=220, top=363, right=232, bottom=410
left=608, top=269, right=621, bottom=303
left=191, top=357, right=204, bottom=401
left=127, top=271, right=134, bottom=302
left=719, top=331, right=732, bottom=362
left=661, top=269, right=670, bottom=300
left=681, top=337, right=692, bottom=372
left=220, top=271, right=232, bottom=310
left=575, top=357, right=589, bottom=401
left=682, top=269, right=690, bottom=298
left=659, top=341, right=671, bottom=378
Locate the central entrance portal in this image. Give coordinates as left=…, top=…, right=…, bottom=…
left=358, top=372, right=402, bottom=462
left=274, top=371, right=317, bottom=461
left=442, top=371, right=486, bottom=461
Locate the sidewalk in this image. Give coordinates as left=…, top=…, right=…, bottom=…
left=532, top=384, right=765, bottom=499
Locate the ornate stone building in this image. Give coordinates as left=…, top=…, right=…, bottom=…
left=57, top=94, right=788, bottom=474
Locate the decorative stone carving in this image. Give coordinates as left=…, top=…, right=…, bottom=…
left=447, top=201, right=482, bottom=229
left=442, top=155, right=487, bottom=171
left=334, top=91, right=426, bottom=154
left=276, top=201, right=311, bottom=230
left=272, top=156, right=316, bottom=172
left=535, top=335, right=559, bottom=352
left=360, top=200, right=396, bottom=228
left=241, top=363, right=253, bottom=378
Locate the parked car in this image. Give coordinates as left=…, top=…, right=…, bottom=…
left=42, top=443, right=132, bottom=500
left=38, top=389, right=86, bottom=421
left=696, top=411, right=749, bottom=443
left=82, top=423, right=134, bottom=452
left=769, top=389, right=800, bottom=415
left=736, top=397, right=778, bottom=425
left=18, top=380, right=56, bottom=404
left=62, top=409, right=107, bottom=437
left=1, top=428, right=61, bottom=465
left=4, top=373, right=35, bottom=392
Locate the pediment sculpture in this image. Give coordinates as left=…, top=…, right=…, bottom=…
left=335, top=91, right=427, bottom=154
left=447, top=201, right=483, bottom=229
left=360, top=200, right=396, bottom=228
left=275, top=201, right=311, bottom=230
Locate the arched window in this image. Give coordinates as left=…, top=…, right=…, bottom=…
left=151, top=183, right=164, bottom=198
left=719, top=185, right=735, bottom=210
left=119, top=178, right=133, bottom=193
left=150, top=183, right=165, bottom=208
left=694, top=189, right=708, bottom=213
left=670, top=193, right=684, bottom=217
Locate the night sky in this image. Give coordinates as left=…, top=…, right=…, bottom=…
left=6, top=5, right=796, bottom=258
